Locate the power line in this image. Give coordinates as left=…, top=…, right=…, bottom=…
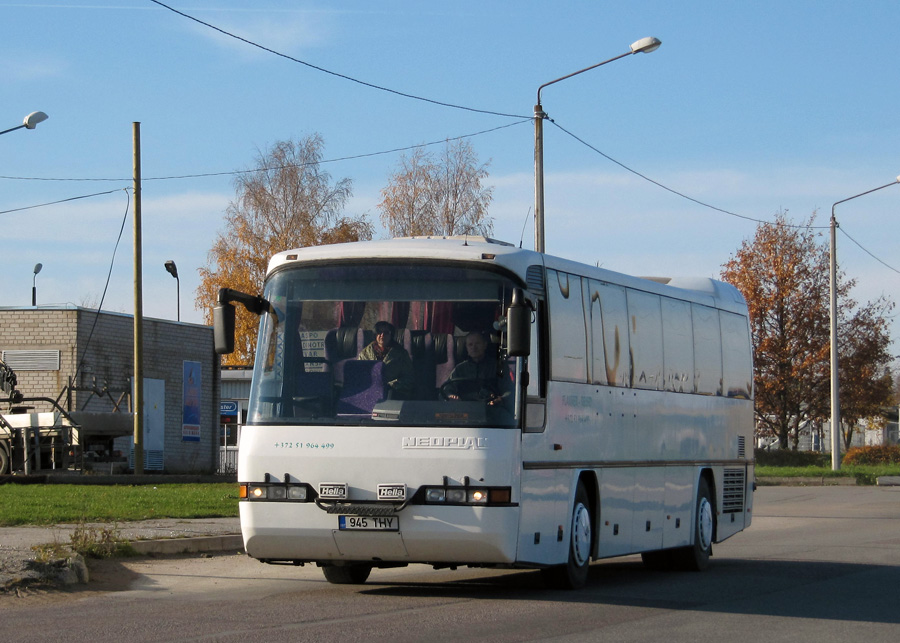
left=146, top=119, right=531, bottom=181
left=148, top=0, right=529, bottom=120
left=839, top=227, right=900, bottom=275
left=0, top=119, right=530, bottom=184
left=0, top=189, right=124, bottom=215
left=549, top=118, right=900, bottom=276
left=548, top=119, right=781, bottom=226
left=68, top=189, right=133, bottom=395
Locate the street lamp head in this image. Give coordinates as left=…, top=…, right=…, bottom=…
left=23, top=111, right=48, bottom=130
left=33, top=263, right=43, bottom=276
left=631, top=37, right=662, bottom=54
left=164, top=260, right=178, bottom=279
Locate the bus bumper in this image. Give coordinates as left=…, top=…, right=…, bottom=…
left=241, top=502, right=520, bottom=565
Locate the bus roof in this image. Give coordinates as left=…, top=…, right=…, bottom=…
left=267, top=236, right=747, bottom=314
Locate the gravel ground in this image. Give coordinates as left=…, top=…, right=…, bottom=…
left=0, top=536, right=69, bottom=596
left=0, top=518, right=241, bottom=597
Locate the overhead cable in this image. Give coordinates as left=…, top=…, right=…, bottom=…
left=838, top=227, right=900, bottom=275
left=148, top=0, right=529, bottom=120
left=0, top=119, right=530, bottom=183
left=549, top=118, right=899, bottom=273
left=0, top=189, right=124, bottom=215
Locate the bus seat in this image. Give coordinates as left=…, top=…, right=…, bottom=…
left=454, top=335, right=469, bottom=363
left=336, top=360, right=384, bottom=415
left=325, top=326, right=363, bottom=385
left=409, top=331, right=436, bottom=399
left=292, top=364, right=333, bottom=416
left=433, top=333, right=456, bottom=389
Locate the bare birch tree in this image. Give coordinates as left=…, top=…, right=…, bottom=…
left=379, top=139, right=493, bottom=237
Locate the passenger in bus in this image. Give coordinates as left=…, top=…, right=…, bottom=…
left=443, top=331, right=510, bottom=406
left=358, top=321, right=415, bottom=399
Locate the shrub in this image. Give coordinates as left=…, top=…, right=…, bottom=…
left=842, top=445, right=900, bottom=466
left=754, top=448, right=829, bottom=467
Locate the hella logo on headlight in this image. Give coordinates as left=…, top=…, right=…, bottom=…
left=377, top=483, right=406, bottom=501
left=318, top=483, right=348, bottom=500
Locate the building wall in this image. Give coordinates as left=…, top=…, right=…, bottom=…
left=0, top=308, right=78, bottom=406
left=1, top=307, right=218, bottom=474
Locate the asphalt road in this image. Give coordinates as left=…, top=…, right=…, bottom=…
left=2, top=485, right=899, bottom=643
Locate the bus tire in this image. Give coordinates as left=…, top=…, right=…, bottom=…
left=0, top=444, right=8, bottom=475
left=672, top=476, right=714, bottom=571
left=321, top=563, right=372, bottom=585
left=541, top=481, right=592, bottom=589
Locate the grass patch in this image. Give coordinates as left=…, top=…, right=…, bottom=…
left=754, top=447, right=900, bottom=484
left=756, top=464, right=900, bottom=485
left=0, top=483, right=239, bottom=527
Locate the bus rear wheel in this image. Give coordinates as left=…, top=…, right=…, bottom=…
left=321, top=563, right=373, bottom=585
left=0, top=445, right=8, bottom=475
left=541, top=481, right=592, bottom=589
left=671, top=477, right=714, bottom=571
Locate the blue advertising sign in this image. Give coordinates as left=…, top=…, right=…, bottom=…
left=182, top=361, right=201, bottom=442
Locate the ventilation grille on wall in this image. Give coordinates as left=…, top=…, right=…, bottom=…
left=722, top=468, right=746, bottom=514
left=128, top=449, right=164, bottom=471
left=737, top=435, right=746, bottom=459
left=1, top=350, right=60, bottom=371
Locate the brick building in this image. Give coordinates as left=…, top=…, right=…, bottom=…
left=0, top=306, right=218, bottom=474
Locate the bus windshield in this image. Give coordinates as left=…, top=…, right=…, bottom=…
left=247, top=263, right=521, bottom=428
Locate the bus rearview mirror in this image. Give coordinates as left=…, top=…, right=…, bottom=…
left=506, top=289, right=531, bottom=357
left=214, top=303, right=236, bottom=355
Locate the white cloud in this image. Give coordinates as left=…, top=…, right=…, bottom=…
left=0, top=53, right=67, bottom=81
left=179, top=10, right=335, bottom=59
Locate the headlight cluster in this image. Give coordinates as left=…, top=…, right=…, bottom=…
left=240, top=483, right=312, bottom=502
left=239, top=480, right=514, bottom=506
left=423, top=486, right=512, bottom=506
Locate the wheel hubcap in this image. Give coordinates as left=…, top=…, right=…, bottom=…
left=697, top=497, right=713, bottom=551
left=571, top=502, right=591, bottom=566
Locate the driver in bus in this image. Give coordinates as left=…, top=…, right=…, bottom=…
left=443, top=331, right=510, bottom=406
left=358, top=321, right=415, bottom=399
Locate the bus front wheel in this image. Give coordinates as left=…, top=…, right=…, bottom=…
left=321, top=563, right=372, bottom=585
left=541, top=481, right=592, bottom=589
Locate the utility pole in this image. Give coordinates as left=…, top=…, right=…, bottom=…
left=133, top=122, right=144, bottom=475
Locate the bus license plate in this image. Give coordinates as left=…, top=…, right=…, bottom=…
left=338, top=515, right=399, bottom=531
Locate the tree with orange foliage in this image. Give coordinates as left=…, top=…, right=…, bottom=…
left=196, top=135, right=373, bottom=365
left=378, top=139, right=493, bottom=238
left=721, top=212, right=893, bottom=450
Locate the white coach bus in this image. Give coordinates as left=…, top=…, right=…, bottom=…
left=214, top=236, right=754, bottom=589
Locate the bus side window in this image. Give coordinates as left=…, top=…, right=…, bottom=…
left=524, top=299, right=546, bottom=432
left=692, top=303, right=723, bottom=396
left=587, top=281, right=608, bottom=386
left=661, top=297, right=694, bottom=393
left=594, top=282, right=630, bottom=387
left=720, top=311, right=752, bottom=399
left=626, top=290, right=664, bottom=390
left=527, top=301, right=542, bottom=398
left=547, top=270, right=587, bottom=382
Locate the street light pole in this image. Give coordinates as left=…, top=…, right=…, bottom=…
left=533, top=37, right=660, bottom=254
left=0, top=111, right=49, bottom=136
left=165, top=260, right=180, bottom=322
left=829, top=176, right=900, bottom=470
left=32, top=263, right=42, bottom=307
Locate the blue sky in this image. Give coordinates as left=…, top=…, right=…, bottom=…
left=2, top=1, right=899, bottom=349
